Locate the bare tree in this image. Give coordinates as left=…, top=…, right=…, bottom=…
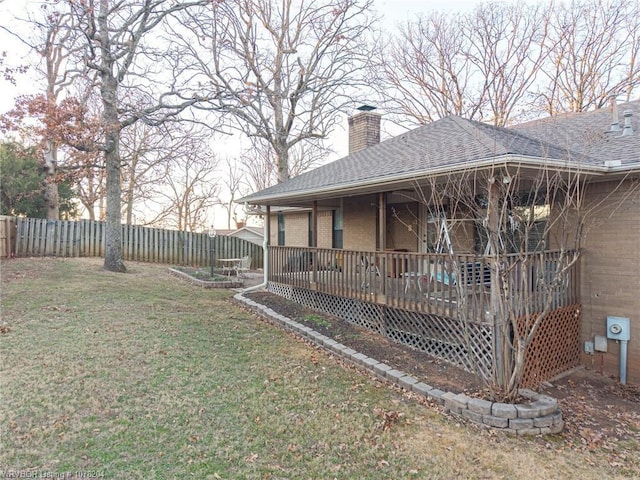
left=239, top=136, right=331, bottom=195
left=239, top=141, right=278, bottom=194
left=68, top=0, right=210, bottom=272
left=120, top=122, right=183, bottom=225
left=372, top=12, right=483, bottom=126
left=403, top=164, right=639, bottom=402
left=217, top=157, right=246, bottom=230
left=373, top=3, right=551, bottom=127
left=73, top=149, right=106, bottom=220
left=463, top=2, right=552, bottom=126
left=176, top=0, right=376, bottom=183
left=537, top=0, right=640, bottom=114
left=374, top=0, right=638, bottom=127
left=148, top=143, right=219, bottom=232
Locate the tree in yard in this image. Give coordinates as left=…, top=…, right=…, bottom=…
left=0, top=51, right=28, bottom=86
left=119, top=122, right=219, bottom=229
left=176, top=0, right=376, bottom=183
left=120, top=122, right=183, bottom=226
left=405, top=164, right=639, bottom=402
left=66, top=0, right=211, bottom=272
left=372, top=2, right=551, bottom=127
left=463, top=2, right=551, bottom=126
left=217, top=156, right=246, bottom=230
left=72, top=148, right=106, bottom=221
left=0, top=143, right=46, bottom=217
left=147, top=135, right=219, bottom=233
left=372, top=11, right=479, bottom=126
left=0, top=142, right=77, bottom=218
left=239, top=137, right=330, bottom=194
left=0, top=6, right=85, bottom=220
left=537, top=0, right=640, bottom=114
left=374, top=0, right=639, bottom=127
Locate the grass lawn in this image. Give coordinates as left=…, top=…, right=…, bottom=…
left=1, top=258, right=637, bottom=479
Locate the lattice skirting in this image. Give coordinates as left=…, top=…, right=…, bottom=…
left=520, top=304, right=582, bottom=388
left=267, top=282, right=494, bottom=378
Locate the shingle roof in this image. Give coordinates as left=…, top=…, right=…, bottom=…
left=241, top=100, right=640, bottom=205
left=512, top=100, right=640, bottom=166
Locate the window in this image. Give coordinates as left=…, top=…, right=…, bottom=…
left=332, top=209, right=343, bottom=249
left=425, top=206, right=448, bottom=253
left=277, top=213, right=285, bottom=246
left=474, top=192, right=549, bottom=254
left=308, top=212, right=313, bottom=247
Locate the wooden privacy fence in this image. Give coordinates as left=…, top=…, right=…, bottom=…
left=14, top=217, right=263, bottom=268
left=0, top=215, right=16, bottom=258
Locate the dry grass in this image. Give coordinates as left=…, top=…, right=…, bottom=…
left=0, top=257, right=637, bottom=479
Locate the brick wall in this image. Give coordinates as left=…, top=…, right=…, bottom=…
left=579, top=178, right=640, bottom=384
left=344, top=196, right=377, bottom=250
left=269, top=212, right=308, bottom=247
left=269, top=210, right=336, bottom=248
left=317, top=211, right=333, bottom=249
left=286, top=213, right=310, bottom=247
left=387, top=202, right=419, bottom=251
left=269, top=215, right=277, bottom=245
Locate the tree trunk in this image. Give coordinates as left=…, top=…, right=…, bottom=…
left=488, top=177, right=508, bottom=395
left=506, top=341, right=527, bottom=402
left=275, top=140, right=289, bottom=183
left=43, top=140, right=59, bottom=220
left=100, top=0, right=125, bottom=273
left=103, top=125, right=125, bottom=272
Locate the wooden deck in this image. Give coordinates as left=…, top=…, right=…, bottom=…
left=269, top=246, right=579, bottom=322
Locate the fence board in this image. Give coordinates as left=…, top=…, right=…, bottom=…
left=14, top=217, right=263, bottom=268
left=59, top=222, right=67, bottom=256
left=28, top=219, right=37, bottom=255
left=0, top=216, right=15, bottom=258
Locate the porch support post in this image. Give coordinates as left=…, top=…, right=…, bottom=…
left=312, top=201, right=318, bottom=284
left=265, top=205, right=271, bottom=284
left=378, top=192, right=386, bottom=252
left=378, top=192, right=387, bottom=292
left=488, top=177, right=505, bottom=387
left=311, top=201, right=318, bottom=248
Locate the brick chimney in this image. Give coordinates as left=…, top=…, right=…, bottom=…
left=348, top=105, right=381, bottom=154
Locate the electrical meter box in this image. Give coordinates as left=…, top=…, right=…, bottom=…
left=606, top=316, right=630, bottom=342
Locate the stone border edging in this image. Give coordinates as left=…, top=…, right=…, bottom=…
left=235, top=292, right=563, bottom=436
left=168, top=268, right=243, bottom=289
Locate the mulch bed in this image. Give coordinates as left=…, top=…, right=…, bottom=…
left=243, top=290, right=640, bottom=452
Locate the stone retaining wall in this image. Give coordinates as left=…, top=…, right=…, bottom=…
left=169, top=268, right=243, bottom=289
left=236, top=293, right=563, bottom=436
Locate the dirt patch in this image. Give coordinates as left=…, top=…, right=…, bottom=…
left=244, top=290, right=640, bottom=450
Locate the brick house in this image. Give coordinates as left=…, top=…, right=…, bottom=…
left=241, top=101, right=640, bottom=387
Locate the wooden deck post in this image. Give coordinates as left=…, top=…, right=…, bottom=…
left=265, top=206, right=271, bottom=281
left=378, top=192, right=387, bottom=295
left=312, top=201, right=318, bottom=285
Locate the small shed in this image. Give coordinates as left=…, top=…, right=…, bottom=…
left=228, top=225, right=264, bottom=246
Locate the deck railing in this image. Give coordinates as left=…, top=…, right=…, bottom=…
left=269, top=246, right=579, bottom=322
